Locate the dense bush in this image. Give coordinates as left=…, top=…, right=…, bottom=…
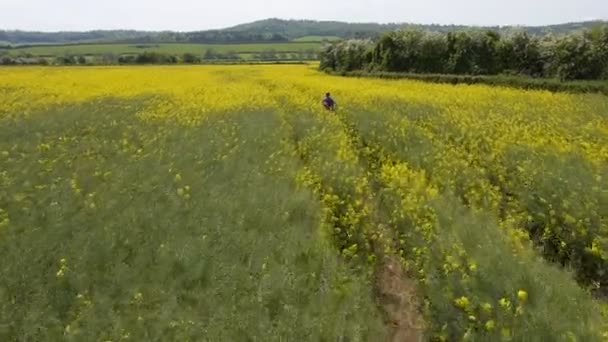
left=182, top=53, right=201, bottom=64
left=320, top=40, right=373, bottom=71
left=0, top=56, right=50, bottom=65
left=202, top=49, right=241, bottom=61
left=116, top=52, right=178, bottom=65
left=0, top=56, right=15, bottom=65
left=320, top=25, right=608, bottom=80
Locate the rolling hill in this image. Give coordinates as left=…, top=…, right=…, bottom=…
left=1, top=18, right=606, bottom=46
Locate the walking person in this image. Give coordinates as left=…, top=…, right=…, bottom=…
left=322, top=92, right=337, bottom=111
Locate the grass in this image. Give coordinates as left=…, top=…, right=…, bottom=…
left=292, top=36, right=341, bottom=42
left=2, top=42, right=322, bottom=57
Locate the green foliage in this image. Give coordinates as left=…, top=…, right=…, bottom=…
left=551, top=33, right=605, bottom=80
left=181, top=53, right=201, bottom=64
left=320, top=40, right=373, bottom=72
left=114, top=52, right=178, bottom=64
left=0, top=56, right=14, bottom=65
left=373, top=30, right=451, bottom=73
left=1, top=19, right=605, bottom=46
left=7, top=42, right=321, bottom=60
left=55, top=55, right=82, bottom=65
left=255, top=49, right=279, bottom=60
left=330, top=70, right=608, bottom=95
left=0, top=29, right=289, bottom=45
left=202, top=49, right=241, bottom=61
left=292, top=36, right=341, bottom=42
left=498, top=31, right=544, bottom=76
left=322, top=25, right=608, bottom=80
left=445, top=30, right=501, bottom=74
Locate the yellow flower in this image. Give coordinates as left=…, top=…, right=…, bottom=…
left=454, top=296, right=470, bottom=309
left=499, top=297, right=511, bottom=309
left=485, top=320, right=496, bottom=331
left=517, top=290, right=528, bottom=303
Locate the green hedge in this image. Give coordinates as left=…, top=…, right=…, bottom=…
left=329, top=70, right=608, bottom=95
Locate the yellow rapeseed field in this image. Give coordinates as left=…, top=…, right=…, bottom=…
left=0, top=65, right=606, bottom=341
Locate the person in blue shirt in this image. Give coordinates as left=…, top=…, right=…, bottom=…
left=322, top=92, right=336, bottom=111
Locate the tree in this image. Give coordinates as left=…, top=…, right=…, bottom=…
left=475, top=30, right=501, bottom=74
left=304, top=48, right=318, bottom=60
left=587, top=25, right=608, bottom=79
left=101, top=53, right=118, bottom=64
left=320, top=24, right=608, bottom=80
left=0, top=56, right=15, bottom=65
left=203, top=49, right=216, bottom=60
left=391, top=30, right=424, bottom=72
left=372, top=32, right=401, bottom=71
left=182, top=53, right=201, bottom=64
left=602, top=27, right=608, bottom=78
left=225, top=51, right=240, bottom=60
left=260, top=49, right=278, bottom=60
left=417, top=31, right=449, bottom=73
left=319, top=44, right=337, bottom=70
left=118, top=55, right=136, bottom=64
left=56, top=55, right=76, bottom=65
left=551, top=34, right=603, bottom=80
left=320, top=40, right=373, bottom=72
left=446, top=31, right=474, bottom=74
left=446, top=31, right=501, bottom=75
left=498, top=31, right=544, bottom=76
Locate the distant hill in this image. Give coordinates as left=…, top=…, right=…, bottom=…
left=227, top=18, right=608, bottom=37
left=1, top=18, right=606, bottom=46
left=0, top=30, right=151, bottom=45
left=225, top=19, right=403, bottom=38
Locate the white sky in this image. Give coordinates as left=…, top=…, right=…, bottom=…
left=1, top=0, right=607, bottom=31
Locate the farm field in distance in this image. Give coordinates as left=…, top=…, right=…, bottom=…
left=0, top=65, right=607, bottom=340
left=0, top=41, right=323, bottom=59
left=292, top=35, right=341, bottom=42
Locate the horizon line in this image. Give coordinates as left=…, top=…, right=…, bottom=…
left=1, top=17, right=606, bottom=33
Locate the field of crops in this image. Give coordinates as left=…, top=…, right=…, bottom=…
left=1, top=42, right=321, bottom=57
left=292, top=35, right=341, bottom=42
left=0, top=65, right=607, bottom=340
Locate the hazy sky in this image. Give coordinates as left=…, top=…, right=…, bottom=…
left=2, top=0, right=607, bottom=31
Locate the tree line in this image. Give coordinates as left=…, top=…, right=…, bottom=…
left=0, top=49, right=319, bottom=66
left=320, top=25, right=608, bottom=80
left=2, top=20, right=604, bottom=45
left=0, top=30, right=289, bottom=45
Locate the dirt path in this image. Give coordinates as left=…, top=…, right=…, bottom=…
left=376, top=256, right=425, bottom=342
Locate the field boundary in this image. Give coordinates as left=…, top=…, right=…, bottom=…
left=327, top=70, right=608, bottom=95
